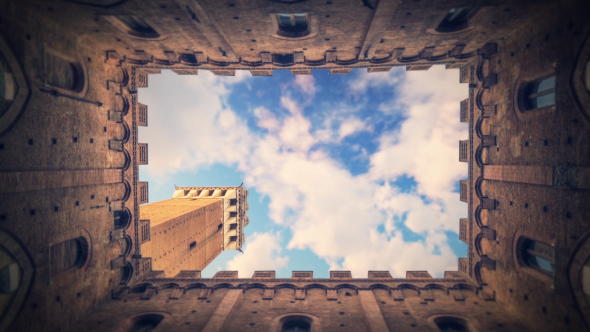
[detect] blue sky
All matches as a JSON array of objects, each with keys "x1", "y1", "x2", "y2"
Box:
[{"x1": 138, "y1": 65, "x2": 468, "y2": 278}]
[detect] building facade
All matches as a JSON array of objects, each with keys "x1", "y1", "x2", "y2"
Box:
[{"x1": 0, "y1": 0, "x2": 588, "y2": 331}]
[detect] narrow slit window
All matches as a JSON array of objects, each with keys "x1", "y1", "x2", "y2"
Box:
[{"x1": 189, "y1": 241, "x2": 197, "y2": 250}]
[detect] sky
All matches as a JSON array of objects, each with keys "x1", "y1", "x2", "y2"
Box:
[{"x1": 138, "y1": 65, "x2": 468, "y2": 279}]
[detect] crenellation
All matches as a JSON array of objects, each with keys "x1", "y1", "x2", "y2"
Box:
[{"x1": 0, "y1": 0, "x2": 588, "y2": 331}]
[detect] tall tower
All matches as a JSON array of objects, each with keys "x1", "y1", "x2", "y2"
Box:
[{"x1": 140, "y1": 186, "x2": 249, "y2": 277}]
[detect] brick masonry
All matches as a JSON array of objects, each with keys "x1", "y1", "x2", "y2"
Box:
[{"x1": 0, "y1": 0, "x2": 588, "y2": 331}]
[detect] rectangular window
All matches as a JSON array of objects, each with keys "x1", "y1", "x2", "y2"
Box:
[{"x1": 190, "y1": 241, "x2": 197, "y2": 250}]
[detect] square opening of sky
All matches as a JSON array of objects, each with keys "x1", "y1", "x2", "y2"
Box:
[{"x1": 138, "y1": 65, "x2": 468, "y2": 279}]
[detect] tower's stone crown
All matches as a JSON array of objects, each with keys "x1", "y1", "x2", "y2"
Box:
[{"x1": 173, "y1": 186, "x2": 250, "y2": 250}]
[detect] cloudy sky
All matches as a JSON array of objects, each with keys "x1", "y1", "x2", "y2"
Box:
[{"x1": 138, "y1": 65, "x2": 468, "y2": 279}]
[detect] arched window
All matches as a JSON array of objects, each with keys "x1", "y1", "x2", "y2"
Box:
[
  {"x1": 521, "y1": 75, "x2": 556, "y2": 110},
  {"x1": 276, "y1": 13, "x2": 310, "y2": 38},
  {"x1": 107, "y1": 16, "x2": 160, "y2": 39},
  {"x1": 435, "y1": 8, "x2": 475, "y2": 33},
  {"x1": 44, "y1": 53, "x2": 84, "y2": 92},
  {"x1": 519, "y1": 238, "x2": 555, "y2": 276},
  {"x1": 281, "y1": 315, "x2": 311, "y2": 332},
  {"x1": 128, "y1": 314, "x2": 164, "y2": 332},
  {"x1": 50, "y1": 237, "x2": 89, "y2": 276},
  {"x1": 435, "y1": 317, "x2": 469, "y2": 332}
]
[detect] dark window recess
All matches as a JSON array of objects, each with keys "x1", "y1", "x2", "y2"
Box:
[
  {"x1": 229, "y1": 223, "x2": 238, "y2": 230},
  {"x1": 277, "y1": 13, "x2": 310, "y2": 38},
  {"x1": 522, "y1": 75, "x2": 556, "y2": 110},
  {"x1": 230, "y1": 198, "x2": 238, "y2": 206},
  {"x1": 114, "y1": 210, "x2": 131, "y2": 229},
  {"x1": 129, "y1": 314, "x2": 165, "y2": 332},
  {"x1": 435, "y1": 317, "x2": 469, "y2": 332},
  {"x1": 230, "y1": 212, "x2": 238, "y2": 218},
  {"x1": 217, "y1": 223, "x2": 223, "y2": 231},
  {"x1": 45, "y1": 53, "x2": 84, "y2": 92},
  {"x1": 179, "y1": 53, "x2": 198, "y2": 64},
  {"x1": 184, "y1": 190, "x2": 190, "y2": 196},
  {"x1": 114, "y1": 16, "x2": 160, "y2": 39},
  {"x1": 519, "y1": 238, "x2": 555, "y2": 276},
  {"x1": 435, "y1": 8, "x2": 475, "y2": 33},
  {"x1": 189, "y1": 241, "x2": 197, "y2": 249},
  {"x1": 229, "y1": 236, "x2": 238, "y2": 242},
  {"x1": 273, "y1": 53, "x2": 295, "y2": 66},
  {"x1": 50, "y1": 237, "x2": 88, "y2": 276},
  {"x1": 281, "y1": 316, "x2": 311, "y2": 332},
  {"x1": 220, "y1": 190, "x2": 227, "y2": 196}
]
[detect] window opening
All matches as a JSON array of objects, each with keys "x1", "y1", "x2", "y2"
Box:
[
  {"x1": 523, "y1": 75, "x2": 556, "y2": 110},
  {"x1": 435, "y1": 317, "x2": 469, "y2": 332},
  {"x1": 230, "y1": 212, "x2": 238, "y2": 218},
  {"x1": 229, "y1": 236, "x2": 237, "y2": 242},
  {"x1": 179, "y1": 53, "x2": 198, "y2": 65},
  {"x1": 435, "y1": 8, "x2": 475, "y2": 33},
  {"x1": 45, "y1": 53, "x2": 83, "y2": 92},
  {"x1": 50, "y1": 237, "x2": 88, "y2": 276},
  {"x1": 128, "y1": 314, "x2": 164, "y2": 332},
  {"x1": 189, "y1": 241, "x2": 197, "y2": 249},
  {"x1": 281, "y1": 316, "x2": 311, "y2": 332},
  {"x1": 276, "y1": 13, "x2": 310, "y2": 38},
  {"x1": 230, "y1": 198, "x2": 238, "y2": 206},
  {"x1": 112, "y1": 16, "x2": 160, "y2": 39},
  {"x1": 229, "y1": 223, "x2": 238, "y2": 230},
  {"x1": 520, "y1": 238, "x2": 554, "y2": 276}
]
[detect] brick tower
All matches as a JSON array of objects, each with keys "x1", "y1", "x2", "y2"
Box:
[{"x1": 140, "y1": 186, "x2": 249, "y2": 277}]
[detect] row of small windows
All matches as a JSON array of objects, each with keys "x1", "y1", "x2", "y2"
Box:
[{"x1": 107, "y1": 7, "x2": 472, "y2": 41}]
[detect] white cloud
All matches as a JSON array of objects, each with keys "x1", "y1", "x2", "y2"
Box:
[
  {"x1": 294, "y1": 74, "x2": 316, "y2": 98},
  {"x1": 139, "y1": 65, "x2": 468, "y2": 278},
  {"x1": 226, "y1": 232, "x2": 289, "y2": 277}
]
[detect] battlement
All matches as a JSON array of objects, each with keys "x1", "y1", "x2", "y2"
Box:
[{"x1": 172, "y1": 186, "x2": 250, "y2": 249}]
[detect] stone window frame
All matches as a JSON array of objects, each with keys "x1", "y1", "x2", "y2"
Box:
[
  {"x1": 0, "y1": 227, "x2": 35, "y2": 332},
  {"x1": 570, "y1": 31, "x2": 590, "y2": 122},
  {"x1": 103, "y1": 15, "x2": 167, "y2": 41},
  {"x1": 42, "y1": 48, "x2": 88, "y2": 96},
  {"x1": 511, "y1": 228, "x2": 554, "y2": 285},
  {"x1": 270, "y1": 313, "x2": 321, "y2": 332},
  {"x1": 269, "y1": 12, "x2": 319, "y2": 41},
  {"x1": 567, "y1": 232, "x2": 590, "y2": 329},
  {"x1": 0, "y1": 35, "x2": 30, "y2": 138}
]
